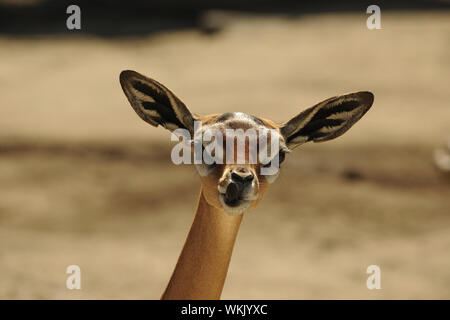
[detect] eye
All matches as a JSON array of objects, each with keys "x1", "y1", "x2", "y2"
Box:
[
  {"x1": 202, "y1": 146, "x2": 217, "y2": 167},
  {"x1": 263, "y1": 150, "x2": 286, "y2": 168},
  {"x1": 279, "y1": 150, "x2": 286, "y2": 164},
  {"x1": 208, "y1": 159, "x2": 217, "y2": 167}
]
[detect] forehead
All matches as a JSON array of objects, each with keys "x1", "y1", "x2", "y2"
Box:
[
  {"x1": 204, "y1": 112, "x2": 274, "y2": 130},
  {"x1": 198, "y1": 112, "x2": 287, "y2": 150},
  {"x1": 216, "y1": 112, "x2": 263, "y2": 126}
]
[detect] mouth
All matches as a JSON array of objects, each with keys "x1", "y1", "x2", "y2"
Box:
[
  {"x1": 217, "y1": 179, "x2": 259, "y2": 215},
  {"x1": 220, "y1": 192, "x2": 249, "y2": 207},
  {"x1": 218, "y1": 182, "x2": 257, "y2": 215},
  {"x1": 219, "y1": 193, "x2": 251, "y2": 215}
]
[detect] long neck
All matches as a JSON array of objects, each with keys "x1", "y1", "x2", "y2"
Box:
[{"x1": 161, "y1": 188, "x2": 243, "y2": 300}]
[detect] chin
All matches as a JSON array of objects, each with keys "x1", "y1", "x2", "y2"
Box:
[{"x1": 219, "y1": 194, "x2": 251, "y2": 216}]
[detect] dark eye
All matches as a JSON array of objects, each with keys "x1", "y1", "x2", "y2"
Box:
[
  {"x1": 279, "y1": 150, "x2": 286, "y2": 164},
  {"x1": 263, "y1": 150, "x2": 286, "y2": 168},
  {"x1": 208, "y1": 159, "x2": 217, "y2": 167}
]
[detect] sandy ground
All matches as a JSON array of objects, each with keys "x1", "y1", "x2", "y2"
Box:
[{"x1": 0, "y1": 11, "x2": 449, "y2": 299}]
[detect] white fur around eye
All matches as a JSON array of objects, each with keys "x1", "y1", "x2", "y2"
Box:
[
  {"x1": 263, "y1": 170, "x2": 280, "y2": 184},
  {"x1": 195, "y1": 164, "x2": 215, "y2": 177}
]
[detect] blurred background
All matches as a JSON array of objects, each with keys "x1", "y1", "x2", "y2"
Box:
[{"x1": 0, "y1": 0, "x2": 449, "y2": 299}]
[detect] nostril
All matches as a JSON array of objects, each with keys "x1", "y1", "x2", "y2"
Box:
[
  {"x1": 244, "y1": 173, "x2": 254, "y2": 182},
  {"x1": 231, "y1": 171, "x2": 254, "y2": 184},
  {"x1": 231, "y1": 172, "x2": 241, "y2": 182}
]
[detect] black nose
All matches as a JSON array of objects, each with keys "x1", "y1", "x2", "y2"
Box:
[
  {"x1": 231, "y1": 169, "x2": 254, "y2": 186},
  {"x1": 225, "y1": 182, "x2": 240, "y2": 204}
]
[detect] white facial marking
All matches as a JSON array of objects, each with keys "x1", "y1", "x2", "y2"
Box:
[
  {"x1": 263, "y1": 170, "x2": 280, "y2": 184},
  {"x1": 195, "y1": 163, "x2": 215, "y2": 177},
  {"x1": 219, "y1": 195, "x2": 251, "y2": 216}
]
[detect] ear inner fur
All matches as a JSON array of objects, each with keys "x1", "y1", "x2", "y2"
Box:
[
  {"x1": 120, "y1": 70, "x2": 195, "y2": 133},
  {"x1": 281, "y1": 91, "x2": 374, "y2": 148}
]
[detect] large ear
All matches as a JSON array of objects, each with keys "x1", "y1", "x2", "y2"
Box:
[
  {"x1": 120, "y1": 70, "x2": 196, "y2": 134},
  {"x1": 280, "y1": 91, "x2": 374, "y2": 149}
]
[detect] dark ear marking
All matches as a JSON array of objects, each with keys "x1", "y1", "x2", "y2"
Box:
[
  {"x1": 120, "y1": 70, "x2": 195, "y2": 133},
  {"x1": 132, "y1": 80, "x2": 185, "y2": 129},
  {"x1": 309, "y1": 99, "x2": 360, "y2": 122},
  {"x1": 291, "y1": 118, "x2": 346, "y2": 142},
  {"x1": 281, "y1": 91, "x2": 374, "y2": 149}
]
